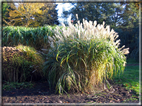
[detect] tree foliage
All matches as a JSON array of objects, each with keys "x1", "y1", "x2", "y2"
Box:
[
  {"x1": 2, "y1": 2, "x2": 10, "y2": 26},
  {"x1": 2, "y1": 2, "x2": 9, "y2": 18},
  {"x1": 36, "y1": 3, "x2": 59, "y2": 26},
  {"x1": 62, "y1": 3, "x2": 123, "y2": 29},
  {"x1": 115, "y1": 2, "x2": 140, "y2": 61},
  {"x1": 3, "y1": 3, "x2": 59, "y2": 27},
  {"x1": 117, "y1": 3, "x2": 139, "y2": 29}
]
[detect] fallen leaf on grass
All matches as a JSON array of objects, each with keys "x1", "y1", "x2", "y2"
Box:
[{"x1": 125, "y1": 84, "x2": 128, "y2": 86}]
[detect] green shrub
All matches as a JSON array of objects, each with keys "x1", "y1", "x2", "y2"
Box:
[
  {"x1": 2, "y1": 45, "x2": 44, "y2": 82},
  {"x1": 44, "y1": 15, "x2": 129, "y2": 94}
]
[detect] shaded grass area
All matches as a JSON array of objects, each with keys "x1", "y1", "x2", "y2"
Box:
[
  {"x1": 112, "y1": 58, "x2": 140, "y2": 102},
  {"x1": 2, "y1": 81, "x2": 34, "y2": 91}
]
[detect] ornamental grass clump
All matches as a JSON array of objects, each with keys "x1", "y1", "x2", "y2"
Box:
[
  {"x1": 44, "y1": 15, "x2": 129, "y2": 94},
  {"x1": 2, "y1": 26, "x2": 55, "y2": 50}
]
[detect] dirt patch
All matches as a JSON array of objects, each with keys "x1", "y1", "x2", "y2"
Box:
[{"x1": 2, "y1": 81, "x2": 139, "y2": 104}]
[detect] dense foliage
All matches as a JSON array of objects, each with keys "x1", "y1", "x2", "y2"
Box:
[
  {"x1": 2, "y1": 2, "x2": 59, "y2": 27},
  {"x1": 2, "y1": 45, "x2": 44, "y2": 82},
  {"x1": 115, "y1": 3, "x2": 140, "y2": 61},
  {"x1": 62, "y1": 3, "x2": 123, "y2": 29}
]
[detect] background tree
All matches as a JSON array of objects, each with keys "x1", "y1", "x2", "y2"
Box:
[
  {"x1": 2, "y1": 2, "x2": 9, "y2": 19},
  {"x1": 62, "y1": 3, "x2": 123, "y2": 29},
  {"x1": 117, "y1": 3, "x2": 139, "y2": 29},
  {"x1": 36, "y1": 3, "x2": 59, "y2": 26},
  {"x1": 2, "y1": 2, "x2": 11, "y2": 26},
  {"x1": 115, "y1": 2, "x2": 140, "y2": 61},
  {"x1": 3, "y1": 3, "x2": 59, "y2": 27}
]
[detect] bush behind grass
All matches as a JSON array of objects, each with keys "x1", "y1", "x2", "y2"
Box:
[{"x1": 2, "y1": 45, "x2": 44, "y2": 82}]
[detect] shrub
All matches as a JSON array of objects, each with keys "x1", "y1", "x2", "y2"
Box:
[
  {"x1": 2, "y1": 45, "x2": 44, "y2": 82},
  {"x1": 44, "y1": 15, "x2": 129, "y2": 94}
]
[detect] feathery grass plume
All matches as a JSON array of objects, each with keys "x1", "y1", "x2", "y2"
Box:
[
  {"x1": 44, "y1": 14, "x2": 129, "y2": 94},
  {"x1": 49, "y1": 16, "x2": 129, "y2": 56}
]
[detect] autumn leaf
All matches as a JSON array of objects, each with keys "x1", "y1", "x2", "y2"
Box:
[{"x1": 125, "y1": 84, "x2": 128, "y2": 86}]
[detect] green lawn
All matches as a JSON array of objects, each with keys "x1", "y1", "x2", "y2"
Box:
[{"x1": 113, "y1": 58, "x2": 140, "y2": 96}]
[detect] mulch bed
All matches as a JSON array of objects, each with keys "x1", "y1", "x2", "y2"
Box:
[{"x1": 2, "y1": 81, "x2": 139, "y2": 104}]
